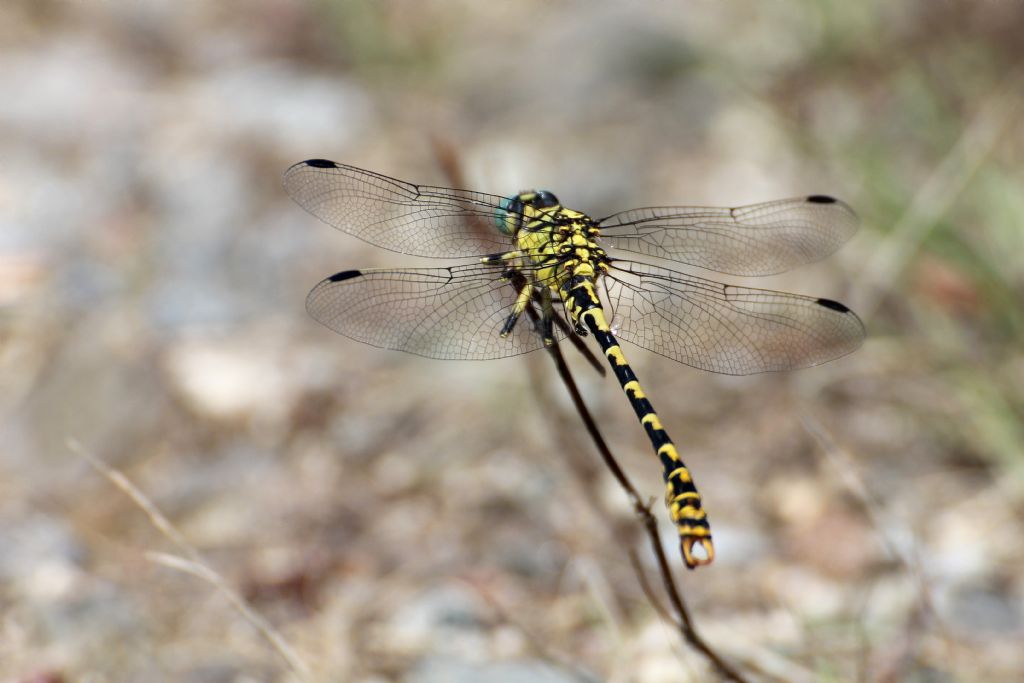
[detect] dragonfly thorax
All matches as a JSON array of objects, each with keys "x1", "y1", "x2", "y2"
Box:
[{"x1": 492, "y1": 190, "x2": 611, "y2": 330}]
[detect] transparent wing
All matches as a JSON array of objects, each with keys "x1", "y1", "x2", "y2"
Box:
[
  {"x1": 602, "y1": 260, "x2": 864, "y2": 375},
  {"x1": 598, "y1": 195, "x2": 858, "y2": 276},
  {"x1": 306, "y1": 264, "x2": 565, "y2": 360},
  {"x1": 284, "y1": 159, "x2": 515, "y2": 258}
]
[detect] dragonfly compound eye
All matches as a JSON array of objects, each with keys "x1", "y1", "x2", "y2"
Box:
[
  {"x1": 495, "y1": 196, "x2": 525, "y2": 235},
  {"x1": 532, "y1": 190, "x2": 559, "y2": 208}
]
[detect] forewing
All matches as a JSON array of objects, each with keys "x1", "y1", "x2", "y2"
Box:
[
  {"x1": 599, "y1": 196, "x2": 858, "y2": 276},
  {"x1": 284, "y1": 160, "x2": 513, "y2": 258},
  {"x1": 603, "y1": 261, "x2": 864, "y2": 375},
  {"x1": 306, "y1": 264, "x2": 563, "y2": 360}
]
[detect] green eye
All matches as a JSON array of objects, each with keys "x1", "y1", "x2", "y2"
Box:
[{"x1": 495, "y1": 196, "x2": 523, "y2": 235}]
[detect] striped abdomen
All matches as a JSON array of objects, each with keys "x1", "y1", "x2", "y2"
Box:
[{"x1": 568, "y1": 282, "x2": 714, "y2": 568}]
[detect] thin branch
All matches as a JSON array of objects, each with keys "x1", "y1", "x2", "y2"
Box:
[
  {"x1": 628, "y1": 548, "x2": 674, "y2": 623},
  {"x1": 432, "y1": 141, "x2": 747, "y2": 682},
  {"x1": 541, "y1": 336, "x2": 750, "y2": 683},
  {"x1": 551, "y1": 312, "x2": 607, "y2": 376}
]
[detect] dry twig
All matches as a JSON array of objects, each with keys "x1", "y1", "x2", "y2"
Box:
[{"x1": 433, "y1": 142, "x2": 750, "y2": 682}]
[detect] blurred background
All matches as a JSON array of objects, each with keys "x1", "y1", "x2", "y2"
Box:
[{"x1": 2, "y1": 1, "x2": 1022, "y2": 681}]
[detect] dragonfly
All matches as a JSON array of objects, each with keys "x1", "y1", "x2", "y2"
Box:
[{"x1": 285, "y1": 159, "x2": 865, "y2": 568}]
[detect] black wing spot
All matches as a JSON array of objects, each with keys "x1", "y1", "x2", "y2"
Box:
[
  {"x1": 328, "y1": 270, "x2": 363, "y2": 282},
  {"x1": 305, "y1": 159, "x2": 339, "y2": 169},
  {"x1": 816, "y1": 297, "x2": 850, "y2": 312},
  {"x1": 806, "y1": 195, "x2": 838, "y2": 204}
]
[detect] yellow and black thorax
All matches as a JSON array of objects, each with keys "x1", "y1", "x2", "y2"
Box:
[{"x1": 495, "y1": 190, "x2": 610, "y2": 331}]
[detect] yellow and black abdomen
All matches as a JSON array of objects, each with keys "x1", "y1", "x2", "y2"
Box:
[{"x1": 568, "y1": 280, "x2": 714, "y2": 567}]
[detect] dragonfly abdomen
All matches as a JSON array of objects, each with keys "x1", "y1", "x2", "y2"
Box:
[{"x1": 577, "y1": 295, "x2": 714, "y2": 568}]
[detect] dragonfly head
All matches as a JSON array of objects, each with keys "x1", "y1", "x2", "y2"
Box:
[{"x1": 495, "y1": 190, "x2": 561, "y2": 235}]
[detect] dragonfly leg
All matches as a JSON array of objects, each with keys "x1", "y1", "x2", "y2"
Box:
[
  {"x1": 537, "y1": 287, "x2": 556, "y2": 345},
  {"x1": 500, "y1": 281, "x2": 534, "y2": 338},
  {"x1": 480, "y1": 250, "x2": 523, "y2": 266}
]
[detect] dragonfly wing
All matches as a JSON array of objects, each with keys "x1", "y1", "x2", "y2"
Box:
[
  {"x1": 306, "y1": 264, "x2": 564, "y2": 360},
  {"x1": 599, "y1": 195, "x2": 858, "y2": 276},
  {"x1": 603, "y1": 261, "x2": 864, "y2": 375},
  {"x1": 285, "y1": 160, "x2": 513, "y2": 258}
]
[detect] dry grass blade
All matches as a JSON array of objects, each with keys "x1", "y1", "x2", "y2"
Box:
[{"x1": 67, "y1": 438, "x2": 311, "y2": 682}]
